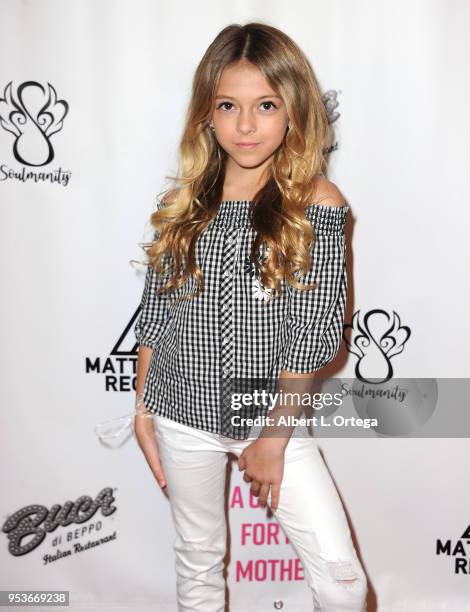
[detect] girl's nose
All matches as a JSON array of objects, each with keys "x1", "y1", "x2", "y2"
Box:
[{"x1": 237, "y1": 111, "x2": 256, "y2": 135}]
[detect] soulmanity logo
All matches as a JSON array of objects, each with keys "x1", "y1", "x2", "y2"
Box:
[
  {"x1": 322, "y1": 88, "x2": 341, "y2": 156},
  {"x1": 323, "y1": 89, "x2": 341, "y2": 124},
  {"x1": 341, "y1": 309, "x2": 438, "y2": 436},
  {"x1": 0, "y1": 80, "x2": 72, "y2": 185},
  {"x1": 344, "y1": 309, "x2": 411, "y2": 384}
]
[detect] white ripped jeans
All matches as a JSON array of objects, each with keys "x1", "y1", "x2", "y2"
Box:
[{"x1": 154, "y1": 414, "x2": 368, "y2": 612}]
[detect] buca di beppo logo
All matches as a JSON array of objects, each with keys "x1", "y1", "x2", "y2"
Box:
[
  {"x1": 2, "y1": 487, "x2": 116, "y2": 557},
  {"x1": 0, "y1": 80, "x2": 71, "y2": 185}
]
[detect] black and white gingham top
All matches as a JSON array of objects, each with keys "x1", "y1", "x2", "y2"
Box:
[{"x1": 134, "y1": 199, "x2": 349, "y2": 439}]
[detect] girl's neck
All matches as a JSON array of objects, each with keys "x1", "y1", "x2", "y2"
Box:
[
  {"x1": 221, "y1": 189, "x2": 256, "y2": 202},
  {"x1": 223, "y1": 155, "x2": 271, "y2": 201},
  {"x1": 221, "y1": 178, "x2": 267, "y2": 202}
]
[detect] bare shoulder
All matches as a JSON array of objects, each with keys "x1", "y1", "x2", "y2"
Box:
[{"x1": 310, "y1": 176, "x2": 346, "y2": 207}]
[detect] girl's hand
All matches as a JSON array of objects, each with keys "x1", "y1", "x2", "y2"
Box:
[
  {"x1": 237, "y1": 438, "x2": 286, "y2": 511},
  {"x1": 134, "y1": 414, "x2": 169, "y2": 499}
]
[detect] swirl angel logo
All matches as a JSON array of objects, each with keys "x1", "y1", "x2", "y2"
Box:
[
  {"x1": 0, "y1": 80, "x2": 69, "y2": 166},
  {"x1": 322, "y1": 89, "x2": 340, "y2": 124},
  {"x1": 344, "y1": 309, "x2": 411, "y2": 383}
]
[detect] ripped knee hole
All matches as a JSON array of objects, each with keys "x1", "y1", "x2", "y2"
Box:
[{"x1": 320, "y1": 555, "x2": 360, "y2": 588}]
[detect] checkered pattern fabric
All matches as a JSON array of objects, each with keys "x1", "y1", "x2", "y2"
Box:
[{"x1": 134, "y1": 199, "x2": 349, "y2": 439}]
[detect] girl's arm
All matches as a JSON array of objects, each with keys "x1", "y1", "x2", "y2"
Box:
[
  {"x1": 132, "y1": 208, "x2": 172, "y2": 491},
  {"x1": 133, "y1": 345, "x2": 168, "y2": 492},
  {"x1": 136, "y1": 345, "x2": 153, "y2": 396}
]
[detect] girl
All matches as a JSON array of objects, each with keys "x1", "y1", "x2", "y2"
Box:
[{"x1": 133, "y1": 21, "x2": 367, "y2": 612}]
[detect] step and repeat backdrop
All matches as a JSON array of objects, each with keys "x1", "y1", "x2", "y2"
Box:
[{"x1": 1, "y1": 1, "x2": 469, "y2": 610}]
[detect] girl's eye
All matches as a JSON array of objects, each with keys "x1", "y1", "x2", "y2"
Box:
[
  {"x1": 217, "y1": 102, "x2": 234, "y2": 111},
  {"x1": 260, "y1": 101, "x2": 277, "y2": 111},
  {"x1": 216, "y1": 100, "x2": 278, "y2": 112}
]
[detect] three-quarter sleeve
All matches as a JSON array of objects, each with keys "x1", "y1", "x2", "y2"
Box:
[
  {"x1": 280, "y1": 204, "x2": 349, "y2": 374},
  {"x1": 134, "y1": 252, "x2": 171, "y2": 349},
  {"x1": 134, "y1": 201, "x2": 172, "y2": 349}
]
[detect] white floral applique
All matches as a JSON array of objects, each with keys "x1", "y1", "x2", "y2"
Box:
[
  {"x1": 252, "y1": 276, "x2": 274, "y2": 301},
  {"x1": 243, "y1": 245, "x2": 274, "y2": 302}
]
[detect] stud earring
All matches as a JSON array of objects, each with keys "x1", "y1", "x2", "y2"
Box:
[{"x1": 209, "y1": 122, "x2": 215, "y2": 131}]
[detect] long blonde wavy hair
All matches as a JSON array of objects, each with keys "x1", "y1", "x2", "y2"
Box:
[{"x1": 145, "y1": 21, "x2": 332, "y2": 300}]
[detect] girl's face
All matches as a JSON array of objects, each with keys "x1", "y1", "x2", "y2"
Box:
[{"x1": 210, "y1": 59, "x2": 289, "y2": 172}]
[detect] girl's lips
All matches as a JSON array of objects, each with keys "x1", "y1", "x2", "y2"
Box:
[{"x1": 235, "y1": 143, "x2": 259, "y2": 150}]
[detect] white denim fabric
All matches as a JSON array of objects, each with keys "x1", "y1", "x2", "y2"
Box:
[{"x1": 154, "y1": 413, "x2": 368, "y2": 612}]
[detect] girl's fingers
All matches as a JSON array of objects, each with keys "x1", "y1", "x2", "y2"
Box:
[
  {"x1": 153, "y1": 459, "x2": 167, "y2": 492},
  {"x1": 250, "y1": 480, "x2": 261, "y2": 496},
  {"x1": 269, "y1": 483, "x2": 281, "y2": 512},
  {"x1": 258, "y1": 483, "x2": 271, "y2": 507},
  {"x1": 155, "y1": 471, "x2": 167, "y2": 489}
]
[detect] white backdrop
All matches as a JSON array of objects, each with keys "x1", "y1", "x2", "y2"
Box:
[{"x1": 1, "y1": 0, "x2": 470, "y2": 610}]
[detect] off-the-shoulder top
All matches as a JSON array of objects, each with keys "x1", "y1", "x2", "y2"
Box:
[{"x1": 134, "y1": 199, "x2": 349, "y2": 439}]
